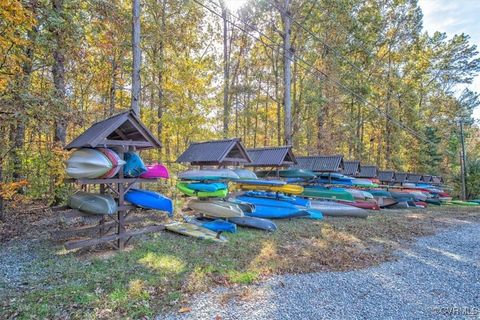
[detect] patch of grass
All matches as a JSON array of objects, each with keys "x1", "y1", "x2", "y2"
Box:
[{"x1": 1, "y1": 207, "x2": 479, "y2": 318}]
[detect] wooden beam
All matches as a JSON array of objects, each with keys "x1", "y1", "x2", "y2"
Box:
[
  {"x1": 64, "y1": 225, "x2": 165, "y2": 250},
  {"x1": 103, "y1": 139, "x2": 152, "y2": 147}
]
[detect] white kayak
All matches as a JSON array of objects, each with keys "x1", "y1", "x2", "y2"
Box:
[
  {"x1": 310, "y1": 200, "x2": 369, "y2": 218},
  {"x1": 179, "y1": 169, "x2": 240, "y2": 181},
  {"x1": 66, "y1": 148, "x2": 112, "y2": 179},
  {"x1": 187, "y1": 199, "x2": 244, "y2": 218}
]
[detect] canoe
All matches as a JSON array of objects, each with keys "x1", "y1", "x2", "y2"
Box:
[
  {"x1": 242, "y1": 191, "x2": 311, "y2": 207},
  {"x1": 68, "y1": 191, "x2": 117, "y2": 215},
  {"x1": 337, "y1": 200, "x2": 380, "y2": 210},
  {"x1": 177, "y1": 183, "x2": 228, "y2": 198},
  {"x1": 227, "y1": 216, "x2": 277, "y2": 231},
  {"x1": 178, "y1": 169, "x2": 240, "y2": 181},
  {"x1": 188, "y1": 199, "x2": 244, "y2": 218},
  {"x1": 310, "y1": 200, "x2": 368, "y2": 218},
  {"x1": 123, "y1": 152, "x2": 147, "y2": 177},
  {"x1": 302, "y1": 186, "x2": 355, "y2": 201},
  {"x1": 184, "y1": 216, "x2": 237, "y2": 233},
  {"x1": 98, "y1": 148, "x2": 126, "y2": 178},
  {"x1": 256, "y1": 169, "x2": 317, "y2": 179},
  {"x1": 186, "y1": 182, "x2": 227, "y2": 192},
  {"x1": 233, "y1": 179, "x2": 286, "y2": 186},
  {"x1": 237, "y1": 183, "x2": 304, "y2": 195},
  {"x1": 140, "y1": 163, "x2": 169, "y2": 179},
  {"x1": 125, "y1": 188, "x2": 173, "y2": 216},
  {"x1": 233, "y1": 169, "x2": 258, "y2": 180},
  {"x1": 66, "y1": 148, "x2": 112, "y2": 179},
  {"x1": 236, "y1": 195, "x2": 322, "y2": 219},
  {"x1": 375, "y1": 197, "x2": 398, "y2": 208},
  {"x1": 165, "y1": 222, "x2": 226, "y2": 242}
]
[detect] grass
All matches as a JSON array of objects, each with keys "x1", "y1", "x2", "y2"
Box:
[{"x1": 1, "y1": 206, "x2": 479, "y2": 319}]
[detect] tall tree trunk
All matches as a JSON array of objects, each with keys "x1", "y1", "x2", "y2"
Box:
[
  {"x1": 0, "y1": 161, "x2": 3, "y2": 221},
  {"x1": 109, "y1": 57, "x2": 117, "y2": 115},
  {"x1": 131, "y1": 0, "x2": 141, "y2": 115},
  {"x1": 157, "y1": 0, "x2": 167, "y2": 148},
  {"x1": 221, "y1": 3, "x2": 230, "y2": 137},
  {"x1": 52, "y1": 0, "x2": 67, "y2": 145},
  {"x1": 281, "y1": 0, "x2": 292, "y2": 146}
]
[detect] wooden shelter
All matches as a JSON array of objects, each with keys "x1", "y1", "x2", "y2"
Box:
[
  {"x1": 394, "y1": 172, "x2": 408, "y2": 184},
  {"x1": 245, "y1": 146, "x2": 296, "y2": 167},
  {"x1": 176, "y1": 138, "x2": 251, "y2": 166},
  {"x1": 293, "y1": 155, "x2": 344, "y2": 172},
  {"x1": 358, "y1": 165, "x2": 378, "y2": 178},
  {"x1": 61, "y1": 110, "x2": 165, "y2": 250},
  {"x1": 378, "y1": 170, "x2": 395, "y2": 184},
  {"x1": 342, "y1": 160, "x2": 361, "y2": 176},
  {"x1": 407, "y1": 173, "x2": 422, "y2": 183}
]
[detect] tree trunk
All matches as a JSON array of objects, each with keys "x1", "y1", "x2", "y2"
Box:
[
  {"x1": 222, "y1": 3, "x2": 230, "y2": 137},
  {"x1": 131, "y1": 0, "x2": 141, "y2": 115},
  {"x1": 281, "y1": 0, "x2": 292, "y2": 146},
  {"x1": 109, "y1": 57, "x2": 117, "y2": 115},
  {"x1": 157, "y1": 0, "x2": 167, "y2": 147},
  {"x1": 52, "y1": 0, "x2": 67, "y2": 145},
  {"x1": 0, "y1": 161, "x2": 3, "y2": 221}
]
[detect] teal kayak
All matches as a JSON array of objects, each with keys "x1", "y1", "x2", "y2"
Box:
[
  {"x1": 301, "y1": 186, "x2": 355, "y2": 201},
  {"x1": 256, "y1": 169, "x2": 317, "y2": 179}
]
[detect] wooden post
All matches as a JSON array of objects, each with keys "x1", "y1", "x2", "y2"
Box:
[
  {"x1": 117, "y1": 150, "x2": 126, "y2": 249},
  {"x1": 99, "y1": 183, "x2": 106, "y2": 236}
]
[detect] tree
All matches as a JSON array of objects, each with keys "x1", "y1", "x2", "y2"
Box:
[{"x1": 131, "y1": 0, "x2": 141, "y2": 115}]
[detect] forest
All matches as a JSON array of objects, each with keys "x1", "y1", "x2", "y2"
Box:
[{"x1": 1, "y1": 0, "x2": 480, "y2": 210}]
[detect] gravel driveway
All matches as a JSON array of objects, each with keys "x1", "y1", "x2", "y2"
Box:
[{"x1": 161, "y1": 222, "x2": 480, "y2": 320}]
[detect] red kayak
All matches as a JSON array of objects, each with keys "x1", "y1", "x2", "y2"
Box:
[
  {"x1": 338, "y1": 200, "x2": 380, "y2": 210},
  {"x1": 414, "y1": 201, "x2": 428, "y2": 208}
]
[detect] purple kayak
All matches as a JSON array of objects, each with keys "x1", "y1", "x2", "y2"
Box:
[{"x1": 140, "y1": 163, "x2": 169, "y2": 179}]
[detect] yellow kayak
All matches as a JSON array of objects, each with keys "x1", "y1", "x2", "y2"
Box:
[
  {"x1": 236, "y1": 183, "x2": 304, "y2": 195},
  {"x1": 165, "y1": 222, "x2": 227, "y2": 242}
]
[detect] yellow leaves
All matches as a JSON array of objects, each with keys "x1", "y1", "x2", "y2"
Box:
[{"x1": 0, "y1": 180, "x2": 28, "y2": 200}]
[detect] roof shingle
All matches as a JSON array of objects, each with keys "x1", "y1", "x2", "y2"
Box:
[
  {"x1": 176, "y1": 138, "x2": 251, "y2": 165},
  {"x1": 292, "y1": 155, "x2": 344, "y2": 172},
  {"x1": 245, "y1": 146, "x2": 297, "y2": 167}
]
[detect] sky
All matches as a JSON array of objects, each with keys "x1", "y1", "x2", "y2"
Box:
[{"x1": 418, "y1": 0, "x2": 480, "y2": 117}]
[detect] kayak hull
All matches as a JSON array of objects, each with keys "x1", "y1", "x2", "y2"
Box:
[
  {"x1": 302, "y1": 186, "x2": 355, "y2": 201},
  {"x1": 165, "y1": 222, "x2": 226, "y2": 242},
  {"x1": 177, "y1": 183, "x2": 228, "y2": 198},
  {"x1": 188, "y1": 199, "x2": 244, "y2": 218},
  {"x1": 227, "y1": 216, "x2": 277, "y2": 231},
  {"x1": 68, "y1": 192, "x2": 118, "y2": 215},
  {"x1": 310, "y1": 200, "x2": 368, "y2": 218},
  {"x1": 140, "y1": 163, "x2": 169, "y2": 179},
  {"x1": 125, "y1": 189, "x2": 173, "y2": 216},
  {"x1": 66, "y1": 148, "x2": 112, "y2": 179},
  {"x1": 184, "y1": 216, "x2": 237, "y2": 233}
]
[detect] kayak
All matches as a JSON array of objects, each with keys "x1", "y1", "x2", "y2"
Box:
[
  {"x1": 447, "y1": 200, "x2": 480, "y2": 206},
  {"x1": 125, "y1": 188, "x2": 173, "y2": 216},
  {"x1": 98, "y1": 148, "x2": 125, "y2": 178},
  {"x1": 236, "y1": 183, "x2": 304, "y2": 195},
  {"x1": 256, "y1": 169, "x2": 317, "y2": 179},
  {"x1": 233, "y1": 179, "x2": 286, "y2": 186},
  {"x1": 351, "y1": 179, "x2": 378, "y2": 187},
  {"x1": 337, "y1": 200, "x2": 380, "y2": 210},
  {"x1": 425, "y1": 198, "x2": 442, "y2": 206},
  {"x1": 236, "y1": 195, "x2": 322, "y2": 219},
  {"x1": 224, "y1": 199, "x2": 256, "y2": 213},
  {"x1": 123, "y1": 152, "x2": 147, "y2": 177},
  {"x1": 177, "y1": 183, "x2": 228, "y2": 198},
  {"x1": 68, "y1": 191, "x2": 118, "y2": 215},
  {"x1": 165, "y1": 222, "x2": 226, "y2": 242},
  {"x1": 242, "y1": 191, "x2": 311, "y2": 207},
  {"x1": 66, "y1": 148, "x2": 113, "y2": 179},
  {"x1": 415, "y1": 201, "x2": 428, "y2": 208},
  {"x1": 389, "y1": 201, "x2": 410, "y2": 209},
  {"x1": 184, "y1": 216, "x2": 237, "y2": 233},
  {"x1": 233, "y1": 169, "x2": 258, "y2": 180},
  {"x1": 375, "y1": 197, "x2": 398, "y2": 208},
  {"x1": 188, "y1": 199, "x2": 244, "y2": 218},
  {"x1": 302, "y1": 186, "x2": 355, "y2": 201},
  {"x1": 179, "y1": 169, "x2": 240, "y2": 181},
  {"x1": 310, "y1": 200, "x2": 368, "y2": 218},
  {"x1": 227, "y1": 216, "x2": 277, "y2": 231},
  {"x1": 140, "y1": 163, "x2": 169, "y2": 179},
  {"x1": 187, "y1": 182, "x2": 227, "y2": 192}
]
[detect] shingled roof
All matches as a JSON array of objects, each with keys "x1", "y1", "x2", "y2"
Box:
[
  {"x1": 245, "y1": 146, "x2": 297, "y2": 167},
  {"x1": 65, "y1": 110, "x2": 162, "y2": 150},
  {"x1": 176, "y1": 138, "x2": 251, "y2": 165},
  {"x1": 432, "y1": 176, "x2": 444, "y2": 185},
  {"x1": 292, "y1": 155, "x2": 344, "y2": 172},
  {"x1": 422, "y1": 175, "x2": 433, "y2": 183},
  {"x1": 378, "y1": 170, "x2": 395, "y2": 182},
  {"x1": 394, "y1": 172, "x2": 408, "y2": 183},
  {"x1": 358, "y1": 165, "x2": 378, "y2": 178},
  {"x1": 342, "y1": 160, "x2": 361, "y2": 176},
  {"x1": 407, "y1": 173, "x2": 422, "y2": 183}
]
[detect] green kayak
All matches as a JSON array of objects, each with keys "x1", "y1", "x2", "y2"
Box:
[
  {"x1": 446, "y1": 200, "x2": 480, "y2": 206},
  {"x1": 301, "y1": 186, "x2": 355, "y2": 201},
  {"x1": 256, "y1": 169, "x2": 317, "y2": 179},
  {"x1": 177, "y1": 183, "x2": 228, "y2": 198}
]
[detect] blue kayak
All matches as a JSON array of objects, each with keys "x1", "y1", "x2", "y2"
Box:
[
  {"x1": 123, "y1": 152, "x2": 147, "y2": 177},
  {"x1": 243, "y1": 191, "x2": 310, "y2": 207},
  {"x1": 234, "y1": 179, "x2": 286, "y2": 186},
  {"x1": 227, "y1": 216, "x2": 277, "y2": 231},
  {"x1": 125, "y1": 188, "x2": 173, "y2": 216},
  {"x1": 237, "y1": 195, "x2": 322, "y2": 219},
  {"x1": 184, "y1": 216, "x2": 237, "y2": 233},
  {"x1": 187, "y1": 182, "x2": 227, "y2": 192}
]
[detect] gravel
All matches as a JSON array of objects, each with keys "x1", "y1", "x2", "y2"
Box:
[{"x1": 161, "y1": 222, "x2": 480, "y2": 320}]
